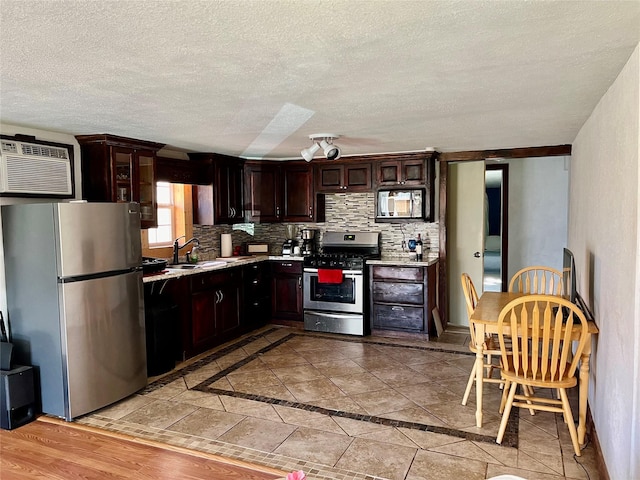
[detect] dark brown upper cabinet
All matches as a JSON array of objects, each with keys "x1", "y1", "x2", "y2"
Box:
[
  {"x1": 76, "y1": 134, "x2": 164, "y2": 229},
  {"x1": 190, "y1": 153, "x2": 244, "y2": 225},
  {"x1": 244, "y1": 161, "x2": 281, "y2": 223},
  {"x1": 376, "y1": 155, "x2": 431, "y2": 187},
  {"x1": 315, "y1": 161, "x2": 372, "y2": 193},
  {"x1": 244, "y1": 161, "x2": 324, "y2": 223},
  {"x1": 156, "y1": 156, "x2": 213, "y2": 185},
  {"x1": 283, "y1": 162, "x2": 316, "y2": 222}
]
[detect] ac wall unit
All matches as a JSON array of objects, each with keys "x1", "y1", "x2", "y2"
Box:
[{"x1": 0, "y1": 139, "x2": 73, "y2": 196}]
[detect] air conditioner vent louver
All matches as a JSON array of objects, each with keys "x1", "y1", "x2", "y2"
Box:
[
  {"x1": 20, "y1": 143, "x2": 69, "y2": 160},
  {"x1": 1, "y1": 140, "x2": 73, "y2": 196}
]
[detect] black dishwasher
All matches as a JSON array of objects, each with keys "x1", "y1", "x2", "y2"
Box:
[{"x1": 144, "y1": 282, "x2": 178, "y2": 376}]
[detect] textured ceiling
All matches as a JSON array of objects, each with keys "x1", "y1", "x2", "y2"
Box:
[{"x1": 1, "y1": 1, "x2": 639, "y2": 159}]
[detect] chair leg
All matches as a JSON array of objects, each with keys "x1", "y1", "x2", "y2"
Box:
[
  {"x1": 559, "y1": 388, "x2": 581, "y2": 456},
  {"x1": 499, "y1": 379, "x2": 511, "y2": 413},
  {"x1": 462, "y1": 366, "x2": 475, "y2": 405},
  {"x1": 522, "y1": 385, "x2": 536, "y2": 416},
  {"x1": 497, "y1": 381, "x2": 518, "y2": 444},
  {"x1": 485, "y1": 353, "x2": 494, "y2": 378}
]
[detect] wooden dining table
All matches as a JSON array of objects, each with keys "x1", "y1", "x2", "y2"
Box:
[{"x1": 469, "y1": 291, "x2": 599, "y2": 445}]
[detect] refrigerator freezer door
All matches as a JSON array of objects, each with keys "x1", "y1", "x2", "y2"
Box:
[
  {"x1": 59, "y1": 270, "x2": 146, "y2": 419},
  {"x1": 56, "y1": 202, "x2": 141, "y2": 278}
]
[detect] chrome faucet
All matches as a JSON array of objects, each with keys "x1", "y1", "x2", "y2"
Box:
[{"x1": 173, "y1": 236, "x2": 200, "y2": 264}]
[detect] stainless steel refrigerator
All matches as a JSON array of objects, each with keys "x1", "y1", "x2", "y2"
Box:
[{"x1": 2, "y1": 202, "x2": 147, "y2": 420}]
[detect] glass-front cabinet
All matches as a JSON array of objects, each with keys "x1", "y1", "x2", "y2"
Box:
[
  {"x1": 137, "y1": 152, "x2": 156, "y2": 224},
  {"x1": 76, "y1": 135, "x2": 164, "y2": 229}
]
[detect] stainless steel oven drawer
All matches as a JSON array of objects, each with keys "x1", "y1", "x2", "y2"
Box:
[{"x1": 304, "y1": 311, "x2": 365, "y2": 336}]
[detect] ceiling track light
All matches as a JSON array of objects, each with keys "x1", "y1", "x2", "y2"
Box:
[{"x1": 301, "y1": 134, "x2": 341, "y2": 162}]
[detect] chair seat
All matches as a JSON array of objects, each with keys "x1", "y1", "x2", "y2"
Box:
[{"x1": 501, "y1": 356, "x2": 578, "y2": 389}]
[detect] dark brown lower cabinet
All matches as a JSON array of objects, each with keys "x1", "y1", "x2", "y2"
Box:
[
  {"x1": 190, "y1": 268, "x2": 242, "y2": 353},
  {"x1": 271, "y1": 260, "x2": 303, "y2": 322},
  {"x1": 369, "y1": 263, "x2": 437, "y2": 338}
]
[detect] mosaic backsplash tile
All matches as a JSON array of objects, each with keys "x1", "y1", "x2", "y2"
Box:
[{"x1": 193, "y1": 193, "x2": 438, "y2": 258}]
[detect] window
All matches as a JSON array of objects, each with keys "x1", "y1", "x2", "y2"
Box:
[
  {"x1": 147, "y1": 182, "x2": 174, "y2": 247},
  {"x1": 142, "y1": 182, "x2": 193, "y2": 258}
]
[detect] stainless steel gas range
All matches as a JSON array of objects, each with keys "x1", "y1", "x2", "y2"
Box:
[{"x1": 303, "y1": 232, "x2": 380, "y2": 335}]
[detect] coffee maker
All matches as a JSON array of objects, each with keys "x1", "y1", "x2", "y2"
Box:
[
  {"x1": 301, "y1": 229, "x2": 316, "y2": 256},
  {"x1": 282, "y1": 225, "x2": 297, "y2": 256},
  {"x1": 282, "y1": 239, "x2": 296, "y2": 256}
]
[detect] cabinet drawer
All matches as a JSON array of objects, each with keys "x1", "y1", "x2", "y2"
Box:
[
  {"x1": 191, "y1": 270, "x2": 238, "y2": 293},
  {"x1": 271, "y1": 261, "x2": 302, "y2": 275},
  {"x1": 372, "y1": 282, "x2": 424, "y2": 305},
  {"x1": 372, "y1": 266, "x2": 423, "y2": 282},
  {"x1": 373, "y1": 304, "x2": 424, "y2": 331}
]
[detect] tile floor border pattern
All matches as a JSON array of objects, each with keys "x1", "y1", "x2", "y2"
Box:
[
  {"x1": 141, "y1": 327, "x2": 285, "y2": 395},
  {"x1": 77, "y1": 413, "x2": 386, "y2": 480},
  {"x1": 180, "y1": 330, "x2": 520, "y2": 447}
]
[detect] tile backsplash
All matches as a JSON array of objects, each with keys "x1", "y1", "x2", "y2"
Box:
[{"x1": 193, "y1": 192, "x2": 438, "y2": 258}]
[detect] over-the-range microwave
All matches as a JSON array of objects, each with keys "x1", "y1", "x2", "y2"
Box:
[{"x1": 376, "y1": 188, "x2": 425, "y2": 221}]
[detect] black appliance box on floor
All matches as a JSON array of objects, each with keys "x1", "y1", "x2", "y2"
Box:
[{"x1": 1, "y1": 365, "x2": 36, "y2": 430}]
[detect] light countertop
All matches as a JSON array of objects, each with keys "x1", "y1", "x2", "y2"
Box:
[
  {"x1": 143, "y1": 253, "x2": 437, "y2": 283},
  {"x1": 367, "y1": 254, "x2": 439, "y2": 267},
  {"x1": 142, "y1": 255, "x2": 302, "y2": 283}
]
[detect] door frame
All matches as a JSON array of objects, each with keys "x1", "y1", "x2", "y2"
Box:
[
  {"x1": 485, "y1": 163, "x2": 509, "y2": 291},
  {"x1": 437, "y1": 144, "x2": 571, "y2": 329}
]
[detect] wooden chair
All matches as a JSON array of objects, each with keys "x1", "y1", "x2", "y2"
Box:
[
  {"x1": 495, "y1": 295, "x2": 589, "y2": 456},
  {"x1": 460, "y1": 273, "x2": 504, "y2": 405},
  {"x1": 509, "y1": 266, "x2": 563, "y2": 295}
]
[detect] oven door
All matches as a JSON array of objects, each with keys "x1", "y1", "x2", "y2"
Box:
[{"x1": 303, "y1": 269, "x2": 363, "y2": 314}]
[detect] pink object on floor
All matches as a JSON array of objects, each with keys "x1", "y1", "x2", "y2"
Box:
[{"x1": 286, "y1": 471, "x2": 306, "y2": 480}]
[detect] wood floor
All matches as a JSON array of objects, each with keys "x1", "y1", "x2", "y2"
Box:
[{"x1": 0, "y1": 417, "x2": 286, "y2": 480}]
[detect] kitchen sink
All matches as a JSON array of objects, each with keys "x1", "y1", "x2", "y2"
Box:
[
  {"x1": 196, "y1": 261, "x2": 227, "y2": 268},
  {"x1": 167, "y1": 264, "x2": 200, "y2": 269}
]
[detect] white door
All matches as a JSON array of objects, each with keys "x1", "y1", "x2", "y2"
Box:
[{"x1": 447, "y1": 161, "x2": 486, "y2": 326}]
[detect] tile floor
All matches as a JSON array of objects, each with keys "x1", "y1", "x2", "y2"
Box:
[{"x1": 77, "y1": 326, "x2": 600, "y2": 480}]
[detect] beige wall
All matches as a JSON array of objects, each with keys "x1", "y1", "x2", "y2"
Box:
[{"x1": 569, "y1": 44, "x2": 639, "y2": 479}]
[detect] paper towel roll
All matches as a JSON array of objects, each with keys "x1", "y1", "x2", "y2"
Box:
[{"x1": 221, "y1": 234, "x2": 233, "y2": 258}]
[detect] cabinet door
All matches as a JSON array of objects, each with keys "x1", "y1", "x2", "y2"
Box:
[
  {"x1": 283, "y1": 164, "x2": 313, "y2": 222},
  {"x1": 401, "y1": 159, "x2": 426, "y2": 185},
  {"x1": 191, "y1": 290, "x2": 217, "y2": 350},
  {"x1": 377, "y1": 161, "x2": 401, "y2": 186},
  {"x1": 244, "y1": 163, "x2": 280, "y2": 223},
  {"x1": 112, "y1": 147, "x2": 135, "y2": 203},
  {"x1": 216, "y1": 282, "x2": 241, "y2": 337},
  {"x1": 227, "y1": 162, "x2": 244, "y2": 221},
  {"x1": 316, "y1": 164, "x2": 344, "y2": 192},
  {"x1": 271, "y1": 273, "x2": 302, "y2": 321},
  {"x1": 344, "y1": 163, "x2": 372, "y2": 191},
  {"x1": 214, "y1": 162, "x2": 233, "y2": 224},
  {"x1": 215, "y1": 161, "x2": 245, "y2": 224},
  {"x1": 137, "y1": 150, "x2": 157, "y2": 228}
]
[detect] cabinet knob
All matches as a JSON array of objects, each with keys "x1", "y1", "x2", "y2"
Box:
[{"x1": 252, "y1": 279, "x2": 259, "y2": 285}]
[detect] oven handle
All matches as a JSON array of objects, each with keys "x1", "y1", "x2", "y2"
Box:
[
  {"x1": 305, "y1": 310, "x2": 362, "y2": 319},
  {"x1": 304, "y1": 268, "x2": 362, "y2": 275}
]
